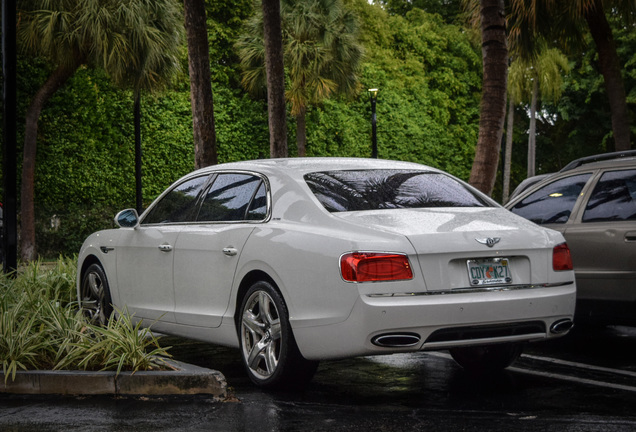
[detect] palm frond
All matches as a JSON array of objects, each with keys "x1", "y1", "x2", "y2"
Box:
[
  {"x1": 17, "y1": 0, "x2": 184, "y2": 92},
  {"x1": 236, "y1": 0, "x2": 363, "y2": 106}
]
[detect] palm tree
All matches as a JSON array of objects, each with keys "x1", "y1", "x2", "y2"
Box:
[
  {"x1": 17, "y1": 0, "x2": 183, "y2": 261},
  {"x1": 508, "y1": 47, "x2": 570, "y2": 177},
  {"x1": 525, "y1": 48, "x2": 570, "y2": 178},
  {"x1": 502, "y1": 95, "x2": 515, "y2": 203},
  {"x1": 109, "y1": 0, "x2": 183, "y2": 213},
  {"x1": 508, "y1": 0, "x2": 634, "y2": 151},
  {"x1": 502, "y1": 47, "x2": 570, "y2": 202},
  {"x1": 261, "y1": 0, "x2": 288, "y2": 158},
  {"x1": 468, "y1": 0, "x2": 508, "y2": 195},
  {"x1": 184, "y1": 0, "x2": 218, "y2": 169},
  {"x1": 237, "y1": 0, "x2": 363, "y2": 157}
]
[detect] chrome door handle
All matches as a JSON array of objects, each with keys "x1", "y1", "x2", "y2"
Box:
[
  {"x1": 626, "y1": 231, "x2": 636, "y2": 242},
  {"x1": 223, "y1": 247, "x2": 238, "y2": 257},
  {"x1": 158, "y1": 244, "x2": 173, "y2": 252}
]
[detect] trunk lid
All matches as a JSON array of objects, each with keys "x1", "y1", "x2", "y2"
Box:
[{"x1": 335, "y1": 207, "x2": 555, "y2": 291}]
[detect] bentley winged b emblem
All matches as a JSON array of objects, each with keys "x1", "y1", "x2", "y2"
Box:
[{"x1": 475, "y1": 237, "x2": 501, "y2": 248}]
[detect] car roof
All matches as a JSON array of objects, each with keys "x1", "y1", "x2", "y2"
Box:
[
  {"x1": 190, "y1": 157, "x2": 443, "y2": 177},
  {"x1": 559, "y1": 151, "x2": 636, "y2": 173}
]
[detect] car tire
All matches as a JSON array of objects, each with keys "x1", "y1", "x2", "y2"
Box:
[
  {"x1": 239, "y1": 281, "x2": 318, "y2": 389},
  {"x1": 80, "y1": 263, "x2": 113, "y2": 326},
  {"x1": 449, "y1": 343, "x2": 523, "y2": 373}
]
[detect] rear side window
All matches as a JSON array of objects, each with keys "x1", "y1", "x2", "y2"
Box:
[
  {"x1": 583, "y1": 169, "x2": 636, "y2": 222},
  {"x1": 197, "y1": 173, "x2": 264, "y2": 222},
  {"x1": 143, "y1": 175, "x2": 209, "y2": 224},
  {"x1": 509, "y1": 173, "x2": 591, "y2": 224},
  {"x1": 247, "y1": 182, "x2": 268, "y2": 220},
  {"x1": 304, "y1": 170, "x2": 489, "y2": 212}
]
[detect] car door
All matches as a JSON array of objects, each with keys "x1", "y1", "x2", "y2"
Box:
[
  {"x1": 173, "y1": 173, "x2": 268, "y2": 327},
  {"x1": 115, "y1": 174, "x2": 210, "y2": 322},
  {"x1": 562, "y1": 169, "x2": 636, "y2": 305}
]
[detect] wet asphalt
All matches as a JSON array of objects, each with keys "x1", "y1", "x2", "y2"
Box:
[{"x1": 2, "y1": 325, "x2": 636, "y2": 431}]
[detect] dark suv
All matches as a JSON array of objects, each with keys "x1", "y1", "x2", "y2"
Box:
[{"x1": 506, "y1": 151, "x2": 636, "y2": 325}]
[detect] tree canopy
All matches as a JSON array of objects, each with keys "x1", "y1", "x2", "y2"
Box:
[
  {"x1": 5, "y1": 0, "x2": 635, "y2": 259},
  {"x1": 237, "y1": 0, "x2": 364, "y2": 156},
  {"x1": 15, "y1": 0, "x2": 183, "y2": 260}
]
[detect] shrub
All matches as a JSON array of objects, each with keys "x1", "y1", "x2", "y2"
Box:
[
  {"x1": 57, "y1": 308, "x2": 172, "y2": 374},
  {"x1": 0, "y1": 258, "x2": 171, "y2": 381}
]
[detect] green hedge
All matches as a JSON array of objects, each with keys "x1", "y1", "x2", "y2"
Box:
[{"x1": 9, "y1": 1, "x2": 482, "y2": 258}]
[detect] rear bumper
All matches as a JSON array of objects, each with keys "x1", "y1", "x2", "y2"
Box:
[{"x1": 292, "y1": 282, "x2": 576, "y2": 360}]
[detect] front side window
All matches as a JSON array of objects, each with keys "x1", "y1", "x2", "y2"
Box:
[
  {"x1": 582, "y1": 169, "x2": 636, "y2": 222},
  {"x1": 304, "y1": 170, "x2": 489, "y2": 212},
  {"x1": 197, "y1": 173, "x2": 264, "y2": 222},
  {"x1": 142, "y1": 175, "x2": 209, "y2": 224},
  {"x1": 509, "y1": 173, "x2": 591, "y2": 224}
]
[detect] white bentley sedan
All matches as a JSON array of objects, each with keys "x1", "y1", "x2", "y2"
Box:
[{"x1": 77, "y1": 158, "x2": 576, "y2": 388}]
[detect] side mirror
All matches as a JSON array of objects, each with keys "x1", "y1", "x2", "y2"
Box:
[{"x1": 115, "y1": 209, "x2": 139, "y2": 228}]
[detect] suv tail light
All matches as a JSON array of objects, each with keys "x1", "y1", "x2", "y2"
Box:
[
  {"x1": 340, "y1": 252, "x2": 413, "y2": 282},
  {"x1": 553, "y1": 243, "x2": 573, "y2": 271}
]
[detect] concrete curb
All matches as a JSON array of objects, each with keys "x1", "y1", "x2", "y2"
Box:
[{"x1": 0, "y1": 360, "x2": 226, "y2": 398}]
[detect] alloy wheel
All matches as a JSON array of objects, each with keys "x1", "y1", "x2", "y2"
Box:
[{"x1": 240, "y1": 290, "x2": 282, "y2": 380}]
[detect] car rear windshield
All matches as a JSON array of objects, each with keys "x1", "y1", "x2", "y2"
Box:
[{"x1": 304, "y1": 170, "x2": 490, "y2": 212}]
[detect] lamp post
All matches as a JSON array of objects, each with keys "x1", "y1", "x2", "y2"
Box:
[{"x1": 368, "y1": 88, "x2": 378, "y2": 158}]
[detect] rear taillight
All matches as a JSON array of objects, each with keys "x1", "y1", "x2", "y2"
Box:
[
  {"x1": 553, "y1": 243, "x2": 573, "y2": 271},
  {"x1": 340, "y1": 252, "x2": 413, "y2": 282}
]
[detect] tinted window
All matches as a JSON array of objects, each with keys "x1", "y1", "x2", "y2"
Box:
[
  {"x1": 582, "y1": 169, "x2": 636, "y2": 222},
  {"x1": 509, "y1": 173, "x2": 591, "y2": 224},
  {"x1": 143, "y1": 175, "x2": 208, "y2": 224},
  {"x1": 304, "y1": 170, "x2": 489, "y2": 212},
  {"x1": 197, "y1": 174, "x2": 263, "y2": 222},
  {"x1": 247, "y1": 182, "x2": 267, "y2": 220}
]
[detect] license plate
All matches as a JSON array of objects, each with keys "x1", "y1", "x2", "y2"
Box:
[{"x1": 467, "y1": 258, "x2": 512, "y2": 286}]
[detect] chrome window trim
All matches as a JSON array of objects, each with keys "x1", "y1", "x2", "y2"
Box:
[
  {"x1": 139, "y1": 173, "x2": 212, "y2": 225},
  {"x1": 140, "y1": 170, "x2": 272, "y2": 226}
]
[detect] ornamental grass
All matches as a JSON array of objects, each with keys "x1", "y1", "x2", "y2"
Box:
[{"x1": 0, "y1": 258, "x2": 171, "y2": 382}]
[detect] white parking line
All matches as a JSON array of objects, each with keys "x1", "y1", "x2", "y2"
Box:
[
  {"x1": 522, "y1": 354, "x2": 636, "y2": 378},
  {"x1": 426, "y1": 351, "x2": 636, "y2": 393},
  {"x1": 508, "y1": 367, "x2": 636, "y2": 393}
]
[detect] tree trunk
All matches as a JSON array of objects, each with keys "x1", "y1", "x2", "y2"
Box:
[
  {"x1": 296, "y1": 107, "x2": 307, "y2": 157},
  {"x1": 502, "y1": 97, "x2": 514, "y2": 204},
  {"x1": 134, "y1": 90, "x2": 143, "y2": 214},
  {"x1": 585, "y1": 0, "x2": 631, "y2": 151},
  {"x1": 527, "y1": 79, "x2": 538, "y2": 178},
  {"x1": 469, "y1": 0, "x2": 508, "y2": 195},
  {"x1": 262, "y1": 0, "x2": 288, "y2": 158},
  {"x1": 184, "y1": 0, "x2": 218, "y2": 169},
  {"x1": 20, "y1": 62, "x2": 79, "y2": 261},
  {"x1": 3, "y1": 0, "x2": 18, "y2": 273}
]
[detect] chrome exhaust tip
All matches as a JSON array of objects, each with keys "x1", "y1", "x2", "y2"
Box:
[
  {"x1": 372, "y1": 333, "x2": 421, "y2": 348},
  {"x1": 550, "y1": 319, "x2": 574, "y2": 335}
]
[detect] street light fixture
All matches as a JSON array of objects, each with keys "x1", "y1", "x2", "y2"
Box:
[{"x1": 368, "y1": 88, "x2": 378, "y2": 158}]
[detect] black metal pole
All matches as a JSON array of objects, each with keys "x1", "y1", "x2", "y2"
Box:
[
  {"x1": 370, "y1": 93, "x2": 377, "y2": 159},
  {"x1": 3, "y1": 0, "x2": 18, "y2": 273}
]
